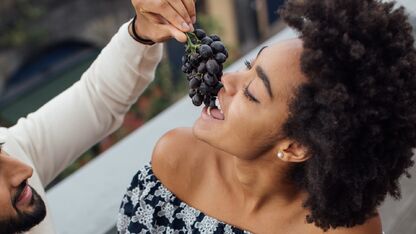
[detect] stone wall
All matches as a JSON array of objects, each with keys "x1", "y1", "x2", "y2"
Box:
[{"x1": 0, "y1": 0, "x2": 134, "y2": 83}]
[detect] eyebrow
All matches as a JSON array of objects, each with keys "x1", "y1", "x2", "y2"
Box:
[
  {"x1": 256, "y1": 66, "x2": 273, "y2": 99},
  {"x1": 257, "y1": 46, "x2": 268, "y2": 58}
]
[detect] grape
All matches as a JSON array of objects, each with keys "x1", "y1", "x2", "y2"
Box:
[
  {"x1": 182, "y1": 28, "x2": 229, "y2": 108},
  {"x1": 206, "y1": 59, "x2": 220, "y2": 75},
  {"x1": 203, "y1": 73, "x2": 217, "y2": 86},
  {"x1": 223, "y1": 50, "x2": 229, "y2": 58},
  {"x1": 217, "y1": 71, "x2": 223, "y2": 80},
  {"x1": 210, "y1": 34, "x2": 221, "y2": 41},
  {"x1": 211, "y1": 41, "x2": 226, "y2": 54},
  {"x1": 192, "y1": 94, "x2": 203, "y2": 106},
  {"x1": 209, "y1": 98, "x2": 216, "y2": 108},
  {"x1": 189, "y1": 77, "x2": 201, "y2": 89},
  {"x1": 195, "y1": 29, "x2": 206, "y2": 40},
  {"x1": 189, "y1": 53, "x2": 199, "y2": 67},
  {"x1": 189, "y1": 89, "x2": 197, "y2": 98},
  {"x1": 215, "y1": 53, "x2": 227, "y2": 63},
  {"x1": 201, "y1": 37, "x2": 213, "y2": 45},
  {"x1": 199, "y1": 82, "x2": 209, "y2": 95},
  {"x1": 212, "y1": 83, "x2": 224, "y2": 95},
  {"x1": 199, "y1": 45, "x2": 213, "y2": 59},
  {"x1": 197, "y1": 62, "x2": 207, "y2": 73}
]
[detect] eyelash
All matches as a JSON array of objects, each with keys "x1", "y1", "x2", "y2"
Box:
[
  {"x1": 244, "y1": 59, "x2": 253, "y2": 70},
  {"x1": 242, "y1": 60, "x2": 258, "y2": 103},
  {"x1": 243, "y1": 82, "x2": 259, "y2": 103}
]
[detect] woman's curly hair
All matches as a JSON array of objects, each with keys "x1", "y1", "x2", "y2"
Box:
[{"x1": 279, "y1": 0, "x2": 416, "y2": 231}]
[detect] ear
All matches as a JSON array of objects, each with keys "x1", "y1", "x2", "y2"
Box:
[{"x1": 277, "y1": 139, "x2": 309, "y2": 163}]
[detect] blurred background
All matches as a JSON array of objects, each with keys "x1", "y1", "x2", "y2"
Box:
[
  {"x1": 0, "y1": 0, "x2": 286, "y2": 188},
  {"x1": 1, "y1": 0, "x2": 416, "y2": 233}
]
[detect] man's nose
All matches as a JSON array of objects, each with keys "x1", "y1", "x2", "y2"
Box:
[{"x1": 0, "y1": 155, "x2": 33, "y2": 188}]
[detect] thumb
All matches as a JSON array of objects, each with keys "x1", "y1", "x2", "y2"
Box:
[{"x1": 159, "y1": 24, "x2": 188, "y2": 43}]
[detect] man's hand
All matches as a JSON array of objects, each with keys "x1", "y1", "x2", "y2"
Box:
[{"x1": 131, "y1": 0, "x2": 196, "y2": 43}]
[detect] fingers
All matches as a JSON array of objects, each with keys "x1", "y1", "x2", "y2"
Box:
[
  {"x1": 132, "y1": 0, "x2": 195, "y2": 43},
  {"x1": 158, "y1": 0, "x2": 193, "y2": 32},
  {"x1": 142, "y1": 14, "x2": 187, "y2": 43},
  {"x1": 182, "y1": 0, "x2": 196, "y2": 23},
  {"x1": 161, "y1": 24, "x2": 188, "y2": 43},
  {"x1": 142, "y1": 0, "x2": 193, "y2": 32},
  {"x1": 165, "y1": 0, "x2": 192, "y2": 25}
]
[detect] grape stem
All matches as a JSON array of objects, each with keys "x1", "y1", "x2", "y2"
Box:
[{"x1": 185, "y1": 32, "x2": 199, "y2": 53}]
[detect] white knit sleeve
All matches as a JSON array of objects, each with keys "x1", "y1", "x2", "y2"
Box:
[{"x1": 7, "y1": 21, "x2": 163, "y2": 185}]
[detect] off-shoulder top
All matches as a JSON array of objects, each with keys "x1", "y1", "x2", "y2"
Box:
[
  {"x1": 117, "y1": 163, "x2": 251, "y2": 234},
  {"x1": 117, "y1": 163, "x2": 386, "y2": 234}
]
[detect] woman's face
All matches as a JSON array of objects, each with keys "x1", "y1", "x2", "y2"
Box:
[{"x1": 193, "y1": 39, "x2": 307, "y2": 159}]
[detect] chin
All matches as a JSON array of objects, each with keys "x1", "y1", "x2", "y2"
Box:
[
  {"x1": 192, "y1": 121, "x2": 210, "y2": 142},
  {"x1": 0, "y1": 186, "x2": 47, "y2": 234},
  {"x1": 192, "y1": 121, "x2": 233, "y2": 156}
]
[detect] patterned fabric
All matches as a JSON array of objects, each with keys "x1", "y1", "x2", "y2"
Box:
[{"x1": 117, "y1": 164, "x2": 251, "y2": 234}]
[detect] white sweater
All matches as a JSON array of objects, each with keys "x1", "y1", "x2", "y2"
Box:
[{"x1": 0, "y1": 21, "x2": 163, "y2": 234}]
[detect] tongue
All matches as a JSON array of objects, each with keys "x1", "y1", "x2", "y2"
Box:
[{"x1": 211, "y1": 108, "x2": 224, "y2": 120}]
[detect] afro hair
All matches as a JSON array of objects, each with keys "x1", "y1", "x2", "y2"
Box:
[{"x1": 279, "y1": 0, "x2": 416, "y2": 231}]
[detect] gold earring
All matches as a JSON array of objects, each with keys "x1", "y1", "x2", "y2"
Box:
[{"x1": 277, "y1": 151, "x2": 284, "y2": 159}]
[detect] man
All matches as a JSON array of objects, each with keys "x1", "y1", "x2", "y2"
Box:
[{"x1": 0, "y1": 0, "x2": 196, "y2": 233}]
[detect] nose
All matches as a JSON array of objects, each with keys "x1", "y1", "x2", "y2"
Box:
[
  {"x1": 221, "y1": 72, "x2": 242, "y2": 96},
  {"x1": 0, "y1": 154, "x2": 33, "y2": 188}
]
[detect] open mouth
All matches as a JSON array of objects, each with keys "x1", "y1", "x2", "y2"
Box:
[
  {"x1": 207, "y1": 98, "x2": 225, "y2": 120},
  {"x1": 13, "y1": 181, "x2": 33, "y2": 208}
]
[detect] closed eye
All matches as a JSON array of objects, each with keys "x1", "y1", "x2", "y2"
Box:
[
  {"x1": 243, "y1": 82, "x2": 260, "y2": 103},
  {"x1": 244, "y1": 59, "x2": 253, "y2": 70}
]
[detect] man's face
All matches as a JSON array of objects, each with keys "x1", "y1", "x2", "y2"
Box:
[{"x1": 0, "y1": 149, "x2": 46, "y2": 234}]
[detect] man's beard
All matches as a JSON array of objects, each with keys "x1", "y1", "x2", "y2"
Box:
[{"x1": 0, "y1": 184, "x2": 47, "y2": 234}]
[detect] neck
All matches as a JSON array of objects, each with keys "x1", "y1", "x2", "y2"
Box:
[{"x1": 227, "y1": 152, "x2": 304, "y2": 214}]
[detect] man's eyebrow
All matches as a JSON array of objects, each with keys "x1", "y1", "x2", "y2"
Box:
[{"x1": 256, "y1": 66, "x2": 273, "y2": 99}]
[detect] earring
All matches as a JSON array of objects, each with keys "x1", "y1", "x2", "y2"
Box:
[{"x1": 277, "y1": 151, "x2": 284, "y2": 159}]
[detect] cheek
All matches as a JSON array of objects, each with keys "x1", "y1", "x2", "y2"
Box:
[
  {"x1": 0, "y1": 185, "x2": 15, "y2": 220},
  {"x1": 224, "y1": 105, "x2": 277, "y2": 157}
]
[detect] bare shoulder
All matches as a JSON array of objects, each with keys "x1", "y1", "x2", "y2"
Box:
[
  {"x1": 152, "y1": 127, "x2": 198, "y2": 166},
  {"x1": 151, "y1": 127, "x2": 213, "y2": 194},
  {"x1": 321, "y1": 214, "x2": 382, "y2": 234}
]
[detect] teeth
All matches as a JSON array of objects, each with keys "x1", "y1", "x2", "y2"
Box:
[
  {"x1": 215, "y1": 98, "x2": 224, "y2": 114},
  {"x1": 207, "y1": 106, "x2": 212, "y2": 116},
  {"x1": 215, "y1": 99, "x2": 221, "y2": 110}
]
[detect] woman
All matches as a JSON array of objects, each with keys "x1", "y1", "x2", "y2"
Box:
[
  {"x1": 0, "y1": 1, "x2": 195, "y2": 234},
  {"x1": 118, "y1": 0, "x2": 416, "y2": 233}
]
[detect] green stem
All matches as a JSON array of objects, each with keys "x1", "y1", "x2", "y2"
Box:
[{"x1": 185, "y1": 32, "x2": 199, "y2": 53}]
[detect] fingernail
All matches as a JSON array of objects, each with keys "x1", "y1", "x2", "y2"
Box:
[
  {"x1": 189, "y1": 23, "x2": 194, "y2": 32},
  {"x1": 182, "y1": 22, "x2": 190, "y2": 31},
  {"x1": 192, "y1": 16, "x2": 196, "y2": 24}
]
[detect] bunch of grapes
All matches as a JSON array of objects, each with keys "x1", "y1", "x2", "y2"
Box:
[{"x1": 181, "y1": 29, "x2": 228, "y2": 107}]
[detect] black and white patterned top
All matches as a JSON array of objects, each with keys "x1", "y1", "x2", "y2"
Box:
[
  {"x1": 117, "y1": 164, "x2": 386, "y2": 234},
  {"x1": 117, "y1": 163, "x2": 251, "y2": 234}
]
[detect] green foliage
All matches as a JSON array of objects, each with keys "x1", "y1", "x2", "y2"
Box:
[
  {"x1": 0, "y1": 0, "x2": 46, "y2": 48},
  {"x1": 197, "y1": 13, "x2": 223, "y2": 37}
]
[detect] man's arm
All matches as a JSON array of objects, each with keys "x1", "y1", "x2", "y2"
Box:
[{"x1": 7, "y1": 21, "x2": 163, "y2": 186}]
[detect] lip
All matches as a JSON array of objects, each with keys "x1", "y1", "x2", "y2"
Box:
[
  {"x1": 201, "y1": 106, "x2": 225, "y2": 122},
  {"x1": 15, "y1": 184, "x2": 33, "y2": 207}
]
